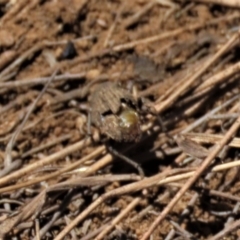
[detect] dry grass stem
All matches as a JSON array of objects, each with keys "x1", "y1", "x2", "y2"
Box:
[
  {"x1": 196, "y1": 61, "x2": 240, "y2": 92},
  {"x1": 193, "y1": 0, "x2": 240, "y2": 8},
  {"x1": 183, "y1": 133, "x2": 240, "y2": 148},
  {"x1": 0, "y1": 73, "x2": 85, "y2": 89},
  {"x1": 95, "y1": 197, "x2": 141, "y2": 240},
  {"x1": 4, "y1": 70, "x2": 58, "y2": 167}
]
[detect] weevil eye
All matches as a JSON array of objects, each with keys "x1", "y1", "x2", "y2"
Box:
[{"x1": 119, "y1": 107, "x2": 140, "y2": 129}]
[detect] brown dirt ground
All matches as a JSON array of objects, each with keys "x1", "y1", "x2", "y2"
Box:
[{"x1": 0, "y1": 0, "x2": 240, "y2": 239}]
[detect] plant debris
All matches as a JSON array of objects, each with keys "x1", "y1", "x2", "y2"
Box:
[{"x1": 1, "y1": 1, "x2": 240, "y2": 240}]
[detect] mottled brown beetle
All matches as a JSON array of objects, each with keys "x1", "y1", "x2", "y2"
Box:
[
  {"x1": 88, "y1": 82, "x2": 142, "y2": 142},
  {"x1": 88, "y1": 81, "x2": 144, "y2": 177}
]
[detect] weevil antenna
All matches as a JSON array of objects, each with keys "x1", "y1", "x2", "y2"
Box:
[{"x1": 87, "y1": 108, "x2": 92, "y2": 137}]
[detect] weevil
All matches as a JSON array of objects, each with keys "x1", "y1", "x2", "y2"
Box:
[
  {"x1": 88, "y1": 82, "x2": 142, "y2": 142},
  {"x1": 87, "y1": 81, "x2": 165, "y2": 177},
  {"x1": 88, "y1": 81, "x2": 145, "y2": 177}
]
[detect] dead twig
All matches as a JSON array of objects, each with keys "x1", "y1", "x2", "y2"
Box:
[
  {"x1": 4, "y1": 69, "x2": 57, "y2": 169},
  {"x1": 0, "y1": 73, "x2": 85, "y2": 89},
  {"x1": 169, "y1": 220, "x2": 193, "y2": 239},
  {"x1": 0, "y1": 0, "x2": 29, "y2": 25},
  {"x1": 95, "y1": 197, "x2": 140, "y2": 240},
  {"x1": 0, "y1": 159, "x2": 22, "y2": 178},
  {"x1": 35, "y1": 219, "x2": 40, "y2": 240},
  {"x1": 0, "y1": 43, "x2": 44, "y2": 81},
  {"x1": 104, "y1": 5, "x2": 124, "y2": 47},
  {"x1": 32, "y1": 190, "x2": 76, "y2": 240},
  {"x1": 196, "y1": 61, "x2": 240, "y2": 92},
  {"x1": 191, "y1": 0, "x2": 240, "y2": 8},
  {"x1": 21, "y1": 133, "x2": 72, "y2": 158},
  {"x1": 124, "y1": 1, "x2": 156, "y2": 29},
  {"x1": 183, "y1": 132, "x2": 240, "y2": 148}
]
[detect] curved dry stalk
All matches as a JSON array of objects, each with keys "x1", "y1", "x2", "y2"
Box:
[{"x1": 4, "y1": 70, "x2": 57, "y2": 168}]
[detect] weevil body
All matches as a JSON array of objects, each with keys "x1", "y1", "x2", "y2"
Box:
[{"x1": 89, "y1": 82, "x2": 141, "y2": 142}]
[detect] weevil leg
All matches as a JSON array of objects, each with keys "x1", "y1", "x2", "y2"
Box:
[
  {"x1": 107, "y1": 145, "x2": 144, "y2": 179},
  {"x1": 148, "y1": 104, "x2": 166, "y2": 132},
  {"x1": 141, "y1": 99, "x2": 175, "y2": 144},
  {"x1": 141, "y1": 99, "x2": 166, "y2": 132},
  {"x1": 77, "y1": 109, "x2": 91, "y2": 149},
  {"x1": 86, "y1": 109, "x2": 102, "y2": 143},
  {"x1": 87, "y1": 108, "x2": 92, "y2": 137}
]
